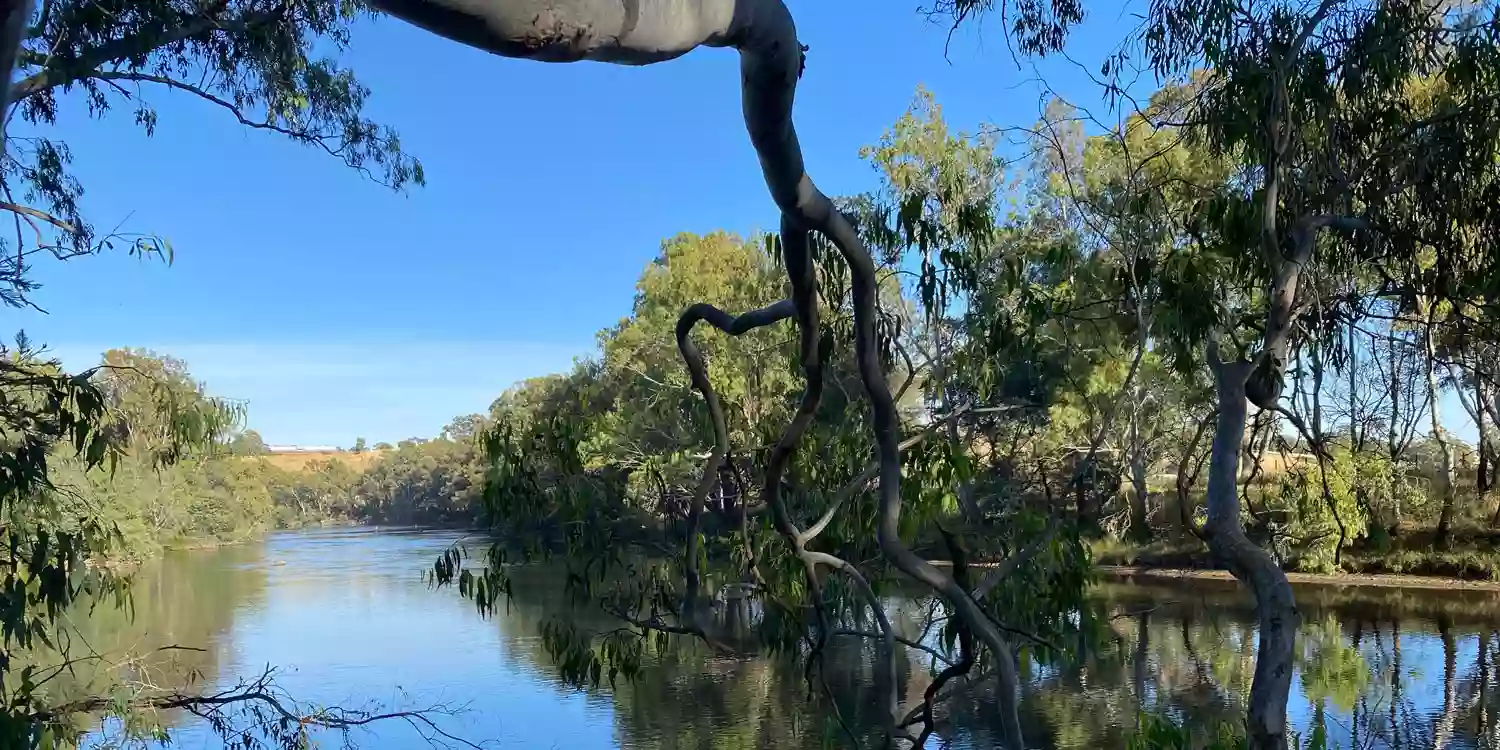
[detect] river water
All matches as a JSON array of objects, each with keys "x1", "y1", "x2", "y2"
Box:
[{"x1": 66, "y1": 527, "x2": 1500, "y2": 749}]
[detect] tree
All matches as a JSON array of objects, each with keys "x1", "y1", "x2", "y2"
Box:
[
  {"x1": 229, "y1": 429, "x2": 267, "y2": 455},
  {"x1": 368, "y1": 2, "x2": 1039, "y2": 740},
  {"x1": 1086, "y1": 2, "x2": 1500, "y2": 747},
  {"x1": 1, "y1": 0, "x2": 421, "y2": 307},
  {"x1": 352, "y1": 437, "x2": 367, "y2": 453},
  {"x1": 440, "y1": 415, "x2": 485, "y2": 444}
]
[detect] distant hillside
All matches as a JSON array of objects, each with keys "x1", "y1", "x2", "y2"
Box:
[{"x1": 254, "y1": 450, "x2": 389, "y2": 472}]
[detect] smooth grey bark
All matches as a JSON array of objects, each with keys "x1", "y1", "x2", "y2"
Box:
[
  {"x1": 1127, "y1": 390, "x2": 1150, "y2": 541},
  {"x1": 1422, "y1": 301, "x2": 1458, "y2": 546},
  {"x1": 1204, "y1": 356, "x2": 1300, "y2": 750},
  {"x1": 364, "y1": 1, "x2": 1028, "y2": 744},
  {"x1": 1477, "y1": 375, "x2": 1488, "y2": 494},
  {"x1": 675, "y1": 298, "x2": 794, "y2": 646},
  {"x1": 0, "y1": 0, "x2": 30, "y2": 149},
  {"x1": 1200, "y1": 213, "x2": 1363, "y2": 750}
]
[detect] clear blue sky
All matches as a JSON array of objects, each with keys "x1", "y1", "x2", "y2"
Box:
[{"x1": 12, "y1": 1, "x2": 1474, "y2": 447}]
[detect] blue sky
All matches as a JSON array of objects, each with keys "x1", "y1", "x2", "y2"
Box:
[
  {"x1": 10, "y1": 0, "x2": 1475, "y2": 447},
  {"x1": 12, "y1": 1, "x2": 1148, "y2": 445}
]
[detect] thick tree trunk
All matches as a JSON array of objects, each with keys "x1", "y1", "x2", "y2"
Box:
[
  {"x1": 1129, "y1": 455, "x2": 1150, "y2": 541},
  {"x1": 0, "y1": 0, "x2": 28, "y2": 150},
  {"x1": 1424, "y1": 315, "x2": 1458, "y2": 547},
  {"x1": 1128, "y1": 396, "x2": 1151, "y2": 542},
  {"x1": 1479, "y1": 376, "x2": 1489, "y2": 495},
  {"x1": 363, "y1": 1, "x2": 1030, "y2": 742},
  {"x1": 1205, "y1": 359, "x2": 1299, "y2": 750}
]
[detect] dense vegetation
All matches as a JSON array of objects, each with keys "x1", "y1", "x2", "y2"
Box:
[
  {"x1": 421, "y1": 4, "x2": 1500, "y2": 750},
  {"x1": 23, "y1": 347, "x2": 487, "y2": 564},
  {"x1": 0, "y1": 0, "x2": 461, "y2": 737},
  {"x1": 0, "y1": 0, "x2": 1497, "y2": 747}
]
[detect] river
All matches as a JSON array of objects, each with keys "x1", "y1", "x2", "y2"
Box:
[{"x1": 65, "y1": 527, "x2": 1500, "y2": 749}]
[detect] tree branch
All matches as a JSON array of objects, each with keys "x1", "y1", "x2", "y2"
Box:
[
  {"x1": 9, "y1": 1, "x2": 282, "y2": 103},
  {"x1": 37, "y1": 666, "x2": 482, "y2": 749},
  {"x1": 81, "y1": 70, "x2": 353, "y2": 160},
  {"x1": 800, "y1": 403, "x2": 974, "y2": 544},
  {"x1": 0, "y1": 199, "x2": 77, "y2": 234},
  {"x1": 971, "y1": 513, "x2": 1059, "y2": 600}
]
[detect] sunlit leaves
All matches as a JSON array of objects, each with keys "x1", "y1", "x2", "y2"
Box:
[
  {"x1": 925, "y1": 0, "x2": 1085, "y2": 56},
  {"x1": 0, "y1": 343, "x2": 243, "y2": 744}
]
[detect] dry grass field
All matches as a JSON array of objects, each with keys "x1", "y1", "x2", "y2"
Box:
[{"x1": 254, "y1": 450, "x2": 389, "y2": 472}]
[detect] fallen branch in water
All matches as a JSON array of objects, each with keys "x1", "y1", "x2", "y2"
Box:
[{"x1": 35, "y1": 665, "x2": 486, "y2": 750}]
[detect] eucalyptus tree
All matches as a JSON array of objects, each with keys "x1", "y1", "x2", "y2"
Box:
[
  {"x1": 366, "y1": 0, "x2": 1094, "y2": 744},
  {"x1": 1085, "y1": 1, "x2": 1500, "y2": 747}
]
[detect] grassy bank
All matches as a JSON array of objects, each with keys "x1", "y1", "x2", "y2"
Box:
[
  {"x1": 1092, "y1": 526, "x2": 1500, "y2": 583},
  {"x1": 1096, "y1": 565, "x2": 1500, "y2": 591}
]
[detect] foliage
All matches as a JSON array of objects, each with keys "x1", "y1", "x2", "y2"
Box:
[
  {"x1": 2, "y1": 0, "x2": 422, "y2": 310},
  {"x1": 1126, "y1": 711, "x2": 1330, "y2": 750},
  {"x1": 353, "y1": 436, "x2": 484, "y2": 526},
  {"x1": 432, "y1": 64, "x2": 1500, "y2": 747},
  {"x1": 0, "y1": 343, "x2": 483, "y2": 747}
]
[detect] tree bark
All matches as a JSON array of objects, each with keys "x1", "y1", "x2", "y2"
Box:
[
  {"x1": 1128, "y1": 392, "x2": 1151, "y2": 542},
  {"x1": 1478, "y1": 375, "x2": 1489, "y2": 495},
  {"x1": 362, "y1": 1, "x2": 1031, "y2": 742},
  {"x1": 1205, "y1": 356, "x2": 1299, "y2": 750},
  {"x1": 1177, "y1": 412, "x2": 1213, "y2": 537},
  {"x1": 1424, "y1": 303, "x2": 1458, "y2": 547},
  {"x1": 0, "y1": 0, "x2": 29, "y2": 150}
]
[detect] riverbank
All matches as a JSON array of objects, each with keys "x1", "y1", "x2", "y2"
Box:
[
  {"x1": 1088, "y1": 534, "x2": 1500, "y2": 587},
  {"x1": 1095, "y1": 565, "x2": 1500, "y2": 592},
  {"x1": 87, "y1": 517, "x2": 368, "y2": 574}
]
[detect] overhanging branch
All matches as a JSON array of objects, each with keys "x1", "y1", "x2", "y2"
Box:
[{"x1": 9, "y1": 1, "x2": 283, "y2": 103}]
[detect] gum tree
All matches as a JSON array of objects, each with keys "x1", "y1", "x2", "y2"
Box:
[
  {"x1": 358, "y1": 1, "x2": 1090, "y2": 746},
  {"x1": 1105, "y1": 1, "x2": 1500, "y2": 747}
]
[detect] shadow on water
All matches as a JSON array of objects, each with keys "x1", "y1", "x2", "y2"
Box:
[
  {"x1": 71, "y1": 528, "x2": 1500, "y2": 749},
  {"x1": 27, "y1": 540, "x2": 267, "y2": 741}
]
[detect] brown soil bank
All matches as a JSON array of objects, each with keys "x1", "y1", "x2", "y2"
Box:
[{"x1": 1097, "y1": 565, "x2": 1500, "y2": 592}]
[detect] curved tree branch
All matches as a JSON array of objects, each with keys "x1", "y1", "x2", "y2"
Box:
[
  {"x1": 913, "y1": 526, "x2": 976, "y2": 748},
  {"x1": 357, "y1": 0, "x2": 1028, "y2": 742},
  {"x1": 675, "y1": 297, "x2": 794, "y2": 638}
]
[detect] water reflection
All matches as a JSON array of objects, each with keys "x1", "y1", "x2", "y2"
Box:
[
  {"x1": 30, "y1": 541, "x2": 265, "y2": 740},
  {"x1": 1043, "y1": 578, "x2": 1500, "y2": 750},
  {"x1": 67, "y1": 529, "x2": 1500, "y2": 749}
]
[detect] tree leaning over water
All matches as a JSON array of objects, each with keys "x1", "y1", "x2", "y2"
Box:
[
  {"x1": 370, "y1": 0, "x2": 1108, "y2": 746},
  {"x1": 3, "y1": 0, "x2": 1499, "y2": 746}
]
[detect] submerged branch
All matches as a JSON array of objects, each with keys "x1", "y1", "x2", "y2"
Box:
[{"x1": 37, "y1": 666, "x2": 482, "y2": 749}]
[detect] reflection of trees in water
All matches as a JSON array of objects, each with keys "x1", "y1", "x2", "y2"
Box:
[
  {"x1": 19, "y1": 543, "x2": 267, "y2": 736},
  {"x1": 492, "y1": 564, "x2": 944, "y2": 749},
  {"x1": 1087, "y1": 581, "x2": 1500, "y2": 750},
  {"x1": 489, "y1": 568, "x2": 1500, "y2": 750}
]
